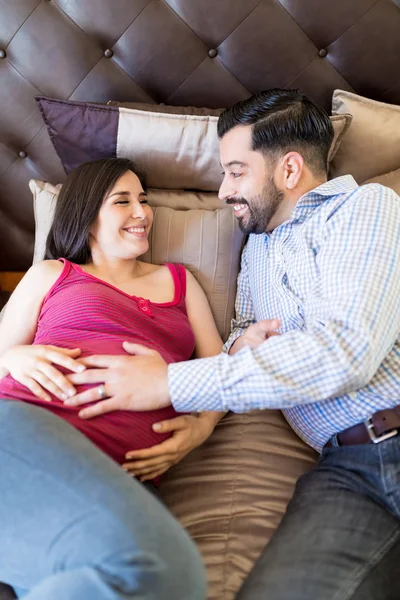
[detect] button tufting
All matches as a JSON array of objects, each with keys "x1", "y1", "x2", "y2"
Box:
[
  {"x1": 104, "y1": 49, "x2": 113, "y2": 58},
  {"x1": 0, "y1": 50, "x2": 6, "y2": 59},
  {"x1": 318, "y1": 48, "x2": 327, "y2": 58},
  {"x1": 208, "y1": 49, "x2": 217, "y2": 58},
  {"x1": 19, "y1": 151, "x2": 27, "y2": 159}
]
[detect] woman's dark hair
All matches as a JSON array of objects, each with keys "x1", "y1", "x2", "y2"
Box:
[
  {"x1": 217, "y1": 88, "x2": 334, "y2": 174},
  {"x1": 45, "y1": 157, "x2": 146, "y2": 263}
]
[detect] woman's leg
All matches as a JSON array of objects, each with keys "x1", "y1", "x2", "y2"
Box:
[{"x1": 0, "y1": 400, "x2": 206, "y2": 600}]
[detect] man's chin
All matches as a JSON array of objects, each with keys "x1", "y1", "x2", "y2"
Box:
[
  {"x1": 237, "y1": 217, "x2": 250, "y2": 234},
  {"x1": 238, "y1": 218, "x2": 263, "y2": 235}
]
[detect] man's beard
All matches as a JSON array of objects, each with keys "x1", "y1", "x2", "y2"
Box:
[{"x1": 227, "y1": 178, "x2": 284, "y2": 235}]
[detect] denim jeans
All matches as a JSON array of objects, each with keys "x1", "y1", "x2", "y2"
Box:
[
  {"x1": 237, "y1": 433, "x2": 400, "y2": 600},
  {"x1": 0, "y1": 399, "x2": 207, "y2": 600}
]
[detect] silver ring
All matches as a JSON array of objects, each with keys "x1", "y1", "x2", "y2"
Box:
[{"x1": 97, "y1": 385, "x2": 107, "y2": 400}]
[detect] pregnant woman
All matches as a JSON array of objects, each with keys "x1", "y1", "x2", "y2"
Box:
[{"x1": 0, "y1": 157, "x2": 224, "y2": 600}]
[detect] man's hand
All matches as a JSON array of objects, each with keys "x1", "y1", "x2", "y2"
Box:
[
  {"x1": 65, "y1": 343, "x2": 170, "y2": 419},
  {"x1": 229, "y1": 319, "x2": 280, "y2": 355},
  {"x1": 122, "y1": 413, "x2": 219, "y2": 482}
]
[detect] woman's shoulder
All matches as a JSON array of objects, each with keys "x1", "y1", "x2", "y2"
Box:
[
  {"x1": 23, "y1": 260, "x2": 65, "y2": 292},
  {"x1": 27, "y1": 259, "x2": 64, "y2": 277}
]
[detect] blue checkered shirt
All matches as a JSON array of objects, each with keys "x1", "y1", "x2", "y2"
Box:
[{"x1": 169, "y1": 176, "x2": 400, "y2": 451}]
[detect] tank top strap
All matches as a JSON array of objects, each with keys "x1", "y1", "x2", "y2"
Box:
[{"x1": 165, "y1": 263, "x2": 187, "y2": 303}]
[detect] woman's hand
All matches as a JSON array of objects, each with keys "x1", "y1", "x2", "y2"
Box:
[
  {"x1": 1, "y1": 345, "x2": 84, "y2": 401},
  {"x1": 122, "y1": 412, "x2": 223, "y2": 482}
]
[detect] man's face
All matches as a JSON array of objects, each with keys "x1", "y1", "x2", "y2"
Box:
[{"x1": 219, "y1": 125, "x2": 284, "y2": 234}]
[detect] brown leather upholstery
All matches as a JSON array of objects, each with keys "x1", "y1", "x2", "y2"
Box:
[{"x1": 1, "y1": 0, "x2": 400, "y2": 270}]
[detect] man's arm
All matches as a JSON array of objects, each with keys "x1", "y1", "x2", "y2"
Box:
[{"x1": 169, "y1": 186, "x2": 400, "y2": 413}]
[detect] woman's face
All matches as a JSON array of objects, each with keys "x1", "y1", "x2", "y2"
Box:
[{"x1": 90, "y1": 170, "x2": 153, "y2": 260}]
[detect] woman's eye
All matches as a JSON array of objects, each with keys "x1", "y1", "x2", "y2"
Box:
[
  {"x1": 140, "y1": 199, "x2": 148, "y2": 204},
  {"x1": 115, "y1": 200, "x2": 129, "y2": 205},
  {"x1": 231, "y1": 172, "x2": 242, "y2": 178}
]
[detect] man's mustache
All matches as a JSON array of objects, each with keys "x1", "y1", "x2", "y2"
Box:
[{"x1": 225, "y1": 197, "x2": 249, "y2": 206}]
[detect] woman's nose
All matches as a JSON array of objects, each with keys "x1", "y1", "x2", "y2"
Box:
[{"x1": 131, "y1": 202, "x2": 146, "y2": 219}]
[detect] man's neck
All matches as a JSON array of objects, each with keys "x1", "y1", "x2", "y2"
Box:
[{"x1": 268, "y1": 174, "x2": 327, "y2": 231}]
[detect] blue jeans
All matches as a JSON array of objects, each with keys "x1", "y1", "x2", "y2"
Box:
[
  {"x1": 0, "y1": 400, "x2": 207, "y2": 600},
  {"x1": 237, "y1": 433, "x2": 400, "y2": 600}
]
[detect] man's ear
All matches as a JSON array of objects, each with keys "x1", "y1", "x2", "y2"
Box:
[{"x1": 281, "y1": 152, "x2": 304, "y2": 190}]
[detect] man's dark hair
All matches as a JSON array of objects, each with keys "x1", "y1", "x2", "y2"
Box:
[
  {"x1": 45, "y1": 157, "x2": 146, "y2": 264},
  {"x1": 217, "y1": 89, "x2": 334, "y2": 174}
]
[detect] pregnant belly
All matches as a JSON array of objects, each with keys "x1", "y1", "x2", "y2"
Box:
[
  {"x1": 0, "y1": 340, "x2": 182, "y2": 467},
  {"x1": 40, "y1": 400, "x2": 180, "y2": 464}
]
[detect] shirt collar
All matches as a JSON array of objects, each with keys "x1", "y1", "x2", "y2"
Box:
[{"x1": 290, "y1": 175, "x2": 359, "y2": 222}]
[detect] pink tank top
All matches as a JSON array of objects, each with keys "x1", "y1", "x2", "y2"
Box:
[{"x1": 0, "y1": 260, "x2": 195, "y2": 472}]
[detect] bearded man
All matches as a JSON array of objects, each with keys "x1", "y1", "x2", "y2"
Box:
[{"x1": 69, "y1": 89, "x2": 400, "y2": 600}]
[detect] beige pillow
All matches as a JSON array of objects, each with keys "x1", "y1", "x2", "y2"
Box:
[
  {"x1": 30, "y1": 180, "x2": 62, "y2": 264},
  {"x1": 363, "y1": 167, "x2": 400, "y2": 195},
  {"x1": 30, "y1": 180, "x2": 244, "y2": 341},
  {"x1": 160, "y1": 409, "x2": 316, "y2": 600},
  {"x1": 109, "y1": 100, "x2": 352, "y2": 165},
  {"x1": 330, "y1": 90, "x2": 400, "y2": 183}
]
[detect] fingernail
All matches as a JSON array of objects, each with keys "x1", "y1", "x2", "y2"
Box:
[
  {"x1": 64, "y1": 399, "x2": 75, "y2": 406},
  {"x1": 77, "y1": 365, "x2": 85, "y2": 372},
  {"x1": 152, "y1": 423, "x2": 161, "y2": 431},
  {"x1": 67, "y1": 389, "x2": 75, "y2": 398},
  {"x1": 61, "y1": 393, "x2": 68, "y2": 401}
]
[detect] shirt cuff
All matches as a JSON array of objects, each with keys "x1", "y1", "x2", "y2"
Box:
[
  {"x1": 168, "y1": 356, "x2": 225, "y2": 413},
  {"x1": 222, "y1": 329, "x2": 244, "y2": 353}
]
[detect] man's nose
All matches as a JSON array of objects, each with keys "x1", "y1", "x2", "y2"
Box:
[{"x1": 218, "y1": 177, "x2": 237, "y2": 201}]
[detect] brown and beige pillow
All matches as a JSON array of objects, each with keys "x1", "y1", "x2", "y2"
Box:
[
  {"x1": 30, "y1": 180, "x2": 244, "y2": 341},
  {"x1": 108, "y1": 100, "x2": 352, "y2": 164},
  {"x1": 37, "y1": 96, "x2": 351, "y2": 194},
  {"x1": 330, "y1": 90, "x2": 400, "y2": 183}
]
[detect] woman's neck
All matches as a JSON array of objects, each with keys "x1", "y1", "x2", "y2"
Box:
[{"x1": 84, "y1": 253, "x2": 144, "y2": 285}]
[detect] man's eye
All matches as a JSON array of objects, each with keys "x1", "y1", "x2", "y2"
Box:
[
  {"x1": 140, "y1": 199, "x2": 148, "y2": 204},
  {"x1": 231, "y1": 172, "x2": 242, "y2": 178}
]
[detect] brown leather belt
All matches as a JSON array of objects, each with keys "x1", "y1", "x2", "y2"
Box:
[{"x1": 325, "y1": 405, "x2": 400, "y2": 447}]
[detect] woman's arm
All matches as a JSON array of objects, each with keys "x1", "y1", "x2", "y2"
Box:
[
  {"x1": 0, "y1": 262, "x2": 59, "y2": 356},
  {"x1": 184, "y1": 269, "x2": 227, "y2": 426},
  {"x1": 184, "y1": 268, "x2": 224, "y2": 358},
  {"x1": 0, "y1": 261, "x2": 83, "y2": 399}
]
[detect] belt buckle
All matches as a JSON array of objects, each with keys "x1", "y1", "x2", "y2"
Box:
[{"x1": 365, "y1": 417, "x2": 398, "y2": 444}]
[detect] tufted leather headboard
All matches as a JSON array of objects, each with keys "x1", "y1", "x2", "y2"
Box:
[{"x1": 1, "y1": 0, "x2": 400, "y2": 271}]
